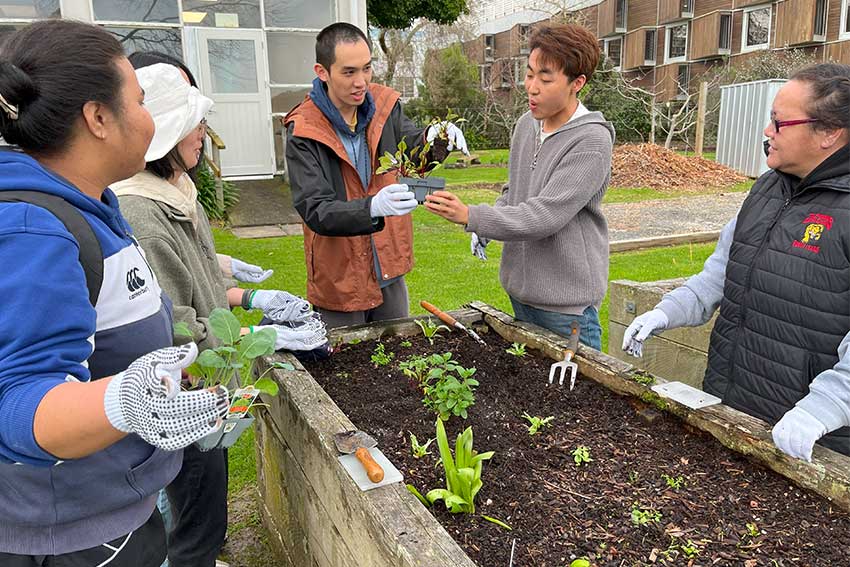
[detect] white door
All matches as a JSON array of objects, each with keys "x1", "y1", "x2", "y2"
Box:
[{"x1": 192, "y1": 28, "x2": 274, "y2": 178}]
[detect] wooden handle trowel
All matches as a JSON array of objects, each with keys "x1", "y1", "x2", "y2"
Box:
[{"x1": 334, "y1": 430, "x2": 384, "y2": 483}]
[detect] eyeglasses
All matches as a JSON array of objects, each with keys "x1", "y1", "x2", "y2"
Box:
[
  {"x1": 771, "y1": 117, "x2": 819, "y2": 132},
  {"x1": 195, "y1": 118, "x2": 208, "y2": 134}
]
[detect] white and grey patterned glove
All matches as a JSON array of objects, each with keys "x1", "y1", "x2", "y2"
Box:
[
  {"x1": 251, "y1": 318, "x2": 328, "y2": 351},
  {"x1": 622, "y1": 309, "x2": 669, "y2": 358},
  {"x1": 231, "y1": 257, "x2": 273, "y2": 283},
  {"x1": 104, "y1": 344, "x2": 229, "y2": 451},
  {"x1": 470, "y1": 232, "x2": 489, "y2": 261},
  {"x1": 426, "y1": 121, "x2": 470, "y2": 155},
  {"x1": 248, "y1": 289, "x2": 312, "y2": 323}
]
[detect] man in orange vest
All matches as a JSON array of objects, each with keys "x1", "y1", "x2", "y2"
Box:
[{"x1": 285, "y1": 22, "x2": 467, "y2": 327}]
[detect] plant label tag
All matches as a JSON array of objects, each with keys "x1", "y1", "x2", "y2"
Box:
[
  {"x1": 651, "y1": 381, "x2": 721, "y2": 410},
  {"x1": 228, "y1": 387, "x2": 259, "y2": 419},
  {"x1": 223, "y1": 421, "x2": 238, "y2": 434}
]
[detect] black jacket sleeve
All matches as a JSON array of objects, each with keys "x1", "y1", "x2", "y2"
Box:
[{"x1": 286, "y1": 124, "x2": 383, "y2": 237}]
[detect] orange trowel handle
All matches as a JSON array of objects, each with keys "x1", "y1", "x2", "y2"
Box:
[
  {"x1": 355, "y1": 447, "x2": 385, "y2": 483},
  {"x1": 420, "y1": 300, "x2": 458, "y2": 327}
]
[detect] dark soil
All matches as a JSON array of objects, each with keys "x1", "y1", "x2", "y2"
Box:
[{"x1": 306, "y1": 333, "x2": 850, "y2": 566}]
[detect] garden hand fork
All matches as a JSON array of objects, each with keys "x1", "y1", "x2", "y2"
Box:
[{"x1": 548, "y1": 321, "x2": 580, "y2": 389}]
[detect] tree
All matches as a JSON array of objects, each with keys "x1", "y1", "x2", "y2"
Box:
[
  {"x1": 419, "y1": 44, "x2": 483, "y2": 116},
  {"x1": 367, "y1": 0, "x2": 470, "y2": 86}
]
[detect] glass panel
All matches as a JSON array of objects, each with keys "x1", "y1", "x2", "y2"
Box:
[
  {"x1": 271, "y1": 86, "x2": 310, "y2": 114},
  {"x1": 208, "y1": 38, "x2": 258, "y2": 93},
  {"x1": 182, "y1": 0, "x2": 261, "y2": 28},
  {"x1": 746, "y1": 8, "x2": 770, "y2": 47},
  {"x1": 106, "y1": 27, "x2": 182, "y2": 59},
  {"x1": 719, "y1": 14, "x2": 731, "y2": 49},
  {"x1": 615, "y1": 0, "x2": 626, "y2": 29},
  {"x1": 93, "y1": 0, "x2": 179, "y2": 23},
  {"x1": 843, "y1": 0, "x2": 849, "y2": 33},
  {"x1": 644, "y1": 30, "x2": 656, "y2": 61},
  {"x1": 265, "y1": 0, "x2": 333, "y2": 29},
  {"x1": 668, "y1": 24, "x2": 687, "y2": 59},
  {"x1": 0, "y1": 0, "x2": 59, "y2": 19},
  {"x1": 274, "y1": 117, "x2": 286, "y2": 171},
  {"x1": 267, "y1": 31, "x2": 316, "y2": 85},
  {"x1": 607, "y1": 38, "x2": 622, "y2": 67}
]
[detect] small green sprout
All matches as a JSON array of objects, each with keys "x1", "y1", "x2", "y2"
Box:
[
  {"x1": 409, "y1": 432, "x2": 434, "y2": 458},
  {"x1": 630, "y1": 504, "x2": 662, "y2": 526},
  {"x1": 370, "y1": 343, "x2": 394, "y2": 367},
  {"x1": 571, "y1": 445, "x2": 592, "y2": 466},
  {"x1": 662, "y1": 473, "x2": 685, "y2": 490},
  {"x1": 505, "y1": 342, "x2": 528, "y2": 357},
  {"x1": 415, "y1": 318, "x2": 450, "y2": 346},
  {"x1": 521, "y1": 412, "x2": 554, "y2": 435}
]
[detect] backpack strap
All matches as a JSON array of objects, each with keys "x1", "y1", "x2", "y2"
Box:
[{"x1": 0, "y1": 191, "x2": 103, "y2": 306}]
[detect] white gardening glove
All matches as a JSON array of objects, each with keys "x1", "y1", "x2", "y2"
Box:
[
  {"x1": 369, "y1": 183, "x2": 417, "y2": 218},
  {"x1": 426, "y1": 122, "x2": 470, "y2": 156},
  {"x1": 621, "y1": 309, "x2": 669, "y2": 358},
  {"x1": 470, "y1": 232, "x2": 489, "y2": 261},
  {"x1": 251, "y1": 320, "x2": 327, "y2": 352},
  {"x1": 231, "y1": 257, "x2": 273, "y2": 283},
  {"x1": 248, "y1": 289, "x2": 312, "y2": 323},
  {"x1": 104, "y1": 344, "x2": 229, "y2": 451},
  {"x1": 772, "y1": 406, "x2": 828, "y2": 462}
]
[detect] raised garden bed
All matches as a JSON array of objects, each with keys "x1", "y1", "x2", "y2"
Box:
[{"x1": 254, "y1": 303, "x2": 850, "y2": 566}]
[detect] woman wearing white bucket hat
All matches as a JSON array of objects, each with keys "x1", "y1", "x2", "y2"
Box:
[{"x1": 114, "y1": 58, "x2": 329, "y2": 567}]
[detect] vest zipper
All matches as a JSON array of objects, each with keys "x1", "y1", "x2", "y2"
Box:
[{"x1": 724, "y1": 196, "x2": 792, "y2": 398}]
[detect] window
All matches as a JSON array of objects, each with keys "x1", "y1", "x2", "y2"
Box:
[
  {"x1": 676, "y1": 64, "x2": 690, "y2": 99},
  {"x1": 480, "y1": 64, "x2": 491, "y2": 88},
  {"x1": 814, "y1": 0, "x2": 827, "y2": 38},
  {"x1": 0, "y1": 1, "x2": 59, "y2": 19},
  {"x1": 843, "y1": 0, "x2": 850, "y2": 38},
  {"x1": 719, "y1": 13, "x2": 732, "y2": 51},
  {"x1": 605, "y1": 37, "x2": 623, "y2": 69},
  {"x1": 182, "y1": 0, "x2": 262, "y2": 28},
  {"x1": 644, "y1": 29, "x2": 657, "y2": 63},
  {"x1": 615, "y1": 0, "x2": 627, "y2": 31},
  {"x1": 499, "y1": 60, "x2": 513, "y2": 88},
  {"x1": 681, "y1": 0, "x2": 694, "y2": 16},
  {"x1": 93, "y1": 0, "x2": 179, "y2": 23},
  {"x1": 265, "y1": 0, "x2": 334, "y2": 29},
  {"x1": 666, "y1": 23, "x2": 688, "y2": 63},
  {"x1": 267, "y1": 31, "x2": 317, "y2": 85},
  {"x1": 484, "y1": 34, "x2": 494, "y2": 60},
  {"x1": 106, "y1": 27, "x2": 182, "y2": 59},
  {"x1": 519, "y1": 24, "x2": 530, "y2": 54},
  {"x1": 742, "y1": 5, "x2": 771, "y2": 52}
]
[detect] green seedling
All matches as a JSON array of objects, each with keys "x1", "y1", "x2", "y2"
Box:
[
  {"x1": 409, "y1": 432, "x2": 435, "y2": 458},
  {"x1": 481, "y1": 515, "x2": 512, "y2": 530},
  {"x1": 522, "y1": 412, "x2": 554, "y2": 435},
  {"x1": 630, "y1": 504, "x2": 662, "y2": 526},
  {"x1": 628, "y1": 470, "x2": 640, "y2": 484},
  {"x1": 744, "y1": 522, "x2": 761, "y2": 538},
  {"x1": 426, "y1": 418, "x2": 494, "y2": 514},
  {"x1": 370, "y1": 342, "x2": 394, "y2": 367},
  {"x1": 571, "y1": 445, "x2": 592, "y2": 466},
  {"x1": 681, "y1": 539, "x2": 700, "y2": 558},
  {"x1": 662, "y1": 473, "x2": 685, "y2": 490},
  {"x1": 399, "y1": 354, "x2": 430, "y2": 388},
  {"x1": 570, "y1": 560, "x2": 591, "y2": 567},
  {"x1": 400, "y1": 340, "x2": 412, "y2": 347},
  {"x1": 415, "y1": 318, "x2": 450, "y2": 346},
  {"x1": 505, "y1": 342, "x2": 527, "y2": 357}
]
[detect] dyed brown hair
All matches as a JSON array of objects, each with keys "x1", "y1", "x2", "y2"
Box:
[{"x1": 528, "y1": 23, "x2": 600, "y2": 83}]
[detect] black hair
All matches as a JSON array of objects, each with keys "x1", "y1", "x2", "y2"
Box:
[
  {"x1": 129, "y1": 51, "x2": 202, "y2": 181},
  {"x1": 315, "y1": 22, "x2": 371, "y2": 70},
  {"x1": 790, "y1": 63, "x2": 850, "y2": 134},
  {"x1": 0, "y1": 20, "x2": 125, "y2": 155}
]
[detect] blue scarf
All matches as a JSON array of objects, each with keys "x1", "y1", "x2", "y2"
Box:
[{"x1": 308, "y1": 77, "x2": 375, "y2": 138}]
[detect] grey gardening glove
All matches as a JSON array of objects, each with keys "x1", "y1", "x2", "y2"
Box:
[
  {"x1": 248, "y1": 289, "x2": 312, "y2": 323},
  {"x1": 231, "y1": 257, "x2": 273, "y2": 283},
  {"x1": 425, "y1": 122, "x2": 470, "y2": 155},
  {"x1": 251, "y1": 319, "x2": 328, "y2": 351},
  {"x1": 772, "y1": 406, "x2": 828, "y2": 462},
  {"x1": 622, "y1": 309, "x2": 669, "y2": 358},
  {"x1": 104, "y1": 344, "x2": 229, "y2": 451},
  {"x1": 470, "y1": 232, "x2": 489, "y2": 261},
  {"x1": 370, "y1": 183, "x2": 417, "y2": 218}
]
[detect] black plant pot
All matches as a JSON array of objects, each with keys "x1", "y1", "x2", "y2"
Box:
[
  {"x1": 400, "y1": 176, "x2": 446, "y2": 204},
  {"x1": 429, "y1": 138, "x2": 450, "y2": 163}
]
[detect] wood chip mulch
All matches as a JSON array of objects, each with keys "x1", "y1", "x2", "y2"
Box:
[{"x1": 611, "y1": 144, "x2": 747, "y2": 191}]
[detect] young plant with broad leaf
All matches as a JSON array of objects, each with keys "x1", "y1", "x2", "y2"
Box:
[{"x1": 426, "y1": 418, "x2": 494, "y2": 514}]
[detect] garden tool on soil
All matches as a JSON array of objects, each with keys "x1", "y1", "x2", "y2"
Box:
[
  {"x1": 548, "y1": 321, "x2": 580, "y2": 389},
  {"x1": 420, "y1": 300, "x2": 486, "y2": 345},
  {"x1": 333, "y1": 430, "x2": 385, "y2": 483}
]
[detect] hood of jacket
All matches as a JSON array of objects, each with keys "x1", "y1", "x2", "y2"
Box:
[
  {"x1": 0, "y1": 149, "x2": 130, "y2": 235},
  {"x1": 530, "y1": 109, "x2": 616, "y2": 145},
  {"x1": 309, "y1": 76, "x2": 376, "y2": 138}
]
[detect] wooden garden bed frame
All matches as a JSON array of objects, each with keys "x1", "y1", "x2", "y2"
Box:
[{"x1": 254, "y1": 302, "x2": 850, "y2": 566}]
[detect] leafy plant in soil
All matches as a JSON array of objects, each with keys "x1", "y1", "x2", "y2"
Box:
[
  {"x1": 505, "y1": 342, "x2": 527, "y2": 357},
  {"x1": 662, "y1": 473, "x2": 685, "y2": 490},
  {"x1": 571, "y1": 445, "x2": 592, "y2": 466},
  {"x1": 370, "y1": 342, "x2": 394, "y2": 367},
  {"x1": 631, "y1": 503, "x2": 662, "y2": 526},
  {"x1": 409, "y1": 432, "x2": 434, "y2": 458},
  {"x1": 423, "y1": 364, "x2": 478, "y2": 421},
  {"x1": 375, "y1": 137, "x2": 442, "y2": 179},
  {"x1": 426, "y1": 418, "x2": 494, "y2": 514},
  {"x1": 415, "y1": 318, "x2": 450, "y2": 345},
  {"x1": 175, "y1": 310, "x2": 279, "y2": 402},
  {"x1": 521, "y1": 412, "x2": 554, "y2": 435}
]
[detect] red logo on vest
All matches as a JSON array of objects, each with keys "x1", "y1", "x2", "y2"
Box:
[{"x1": 792, "y1": 213, "x2": 833, "y2": 254}]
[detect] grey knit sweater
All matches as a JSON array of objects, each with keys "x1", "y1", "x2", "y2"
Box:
[{"x1": 466, "y1": 110, "x2": 614, "y2": 314}]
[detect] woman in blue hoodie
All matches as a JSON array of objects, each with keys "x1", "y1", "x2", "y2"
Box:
[{"x1": 0, "y1": 20, "x2": 228, "y2": 566}]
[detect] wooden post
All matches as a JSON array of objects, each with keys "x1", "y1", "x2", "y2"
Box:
[
  {"x1": 649, "y1": 99, "x2": 656, "y2": 145},
  {"x1": 695, "y1": 81, "x2": 708, "y2": 157}
]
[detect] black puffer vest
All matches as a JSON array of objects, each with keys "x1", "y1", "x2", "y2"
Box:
[{"x1": 704, "y1": 146, "x2": 850, "y2": 455}]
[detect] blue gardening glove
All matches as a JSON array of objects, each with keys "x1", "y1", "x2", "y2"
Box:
[
  {"x1": 470, "y1": 232, "x2": 489, "y2": 261},
  {"x1": 103, "y1": 344, "x2": 229, "y2": 451},
  {"x1": 772, "y1": 406, "x2": 828, "y2": 462},
  {"x1": 248, "y1": 289, "x2": 312, "y2": 323},
  {"x1": 622, "y1": 309, "x2": 669, "y2": 358},
  {"x1": 231, "y1": 257, "x2": 273, "y2": 283},
  {"x1": 370, "y1": 183, "x2": 417, "y2": 218},
  {"x1": 426, "y1": 121, "x2": 470, "y2": 156}
]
